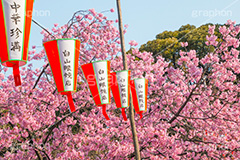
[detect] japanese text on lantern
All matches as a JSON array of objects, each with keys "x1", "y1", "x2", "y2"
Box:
[
  {"x1": 62, "y1": 50, "x2": 72, "y2": 86},
  {"x1": 10, "y1": 2, "x2": 22, "y2": 53},
  {"x1": 97, "y1": 68, "x2": 108, "y2": 102},
  {"x1": 117, "y1": 75, "x2": 128, "y2": 107},
  {"x1": 137, "y1": 83, "x2": 145, "y2": 111}
]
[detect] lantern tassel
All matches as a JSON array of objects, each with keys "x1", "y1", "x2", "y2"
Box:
[
  {"x1": 121, "y1": 108, "x2": 127, "y2": 121},
  {"x1": 101, "y1": 104, "x2": 110, "y2": 120},
  {"x1": 66, "y1": 93, "x2": 76, "y2": 112},
  {"x1": 13, "y1": 65, "x2": 21, "y2": 86},
  {"x1": 138, "y1": 111, "x2": 143, "y2": 120}
]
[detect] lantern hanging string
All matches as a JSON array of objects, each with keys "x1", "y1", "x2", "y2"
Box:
[{"x1": 32, "y1": 19, "x2": 56, "y2": 39}]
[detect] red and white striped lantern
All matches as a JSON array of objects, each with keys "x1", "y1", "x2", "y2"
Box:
[
  {"x1": 130, "y1": 78, "x2": 148, "y2": 120},
  {"x1": 0, "y1": 0, "x2": 34, "y2": 86},
  {"x1": 81, "y1": 60, "x2": 111, "y2": 120},
  {"x1": 111, "y1": 70, "x2": 131, "y2": 121},
  {"x1": 43, "y1": 39, "x2": 81, "y2": 113}
]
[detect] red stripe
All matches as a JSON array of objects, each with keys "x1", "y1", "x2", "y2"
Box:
[
  {"x1": 110, "y1": 72, "x2": 122, "y2": 108},
  {"x1": 81, "y1": 63, "x2": 101, "y2": 105},
  {"x1": 74, "y1": 40, "x2": 80, "y2": 91},
  {"x1": 145, "y1": 79, "x2": 148, "y2": 112},
  {"x1": 0, "y1": 1, "x2": 9, "y2": 64},
  {"x1": 43, "y1": 40, "x2": 64, "y2": 92},
  {"x1": 22, "y1": 0, "x2": 34, "y2": 61},
  {"x1": 130, "y1": 80, "x2": 140, "y2": 113}
]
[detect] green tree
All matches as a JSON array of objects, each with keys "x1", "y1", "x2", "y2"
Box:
[{"x1": 139, "y1": 23, "x2": 222, "y2": 67}]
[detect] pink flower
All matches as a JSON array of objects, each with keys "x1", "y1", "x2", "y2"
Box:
[
  {"x1": 208, "y1": 25, "x2": 215, "y2": 35},
  {"x1": 219, "y1": 26, "x2": 229, "y2": 36},
  {"x1": 181, "y1": 42, "x2": 188, "y2": 47},
  {"x1": 3, "y1": 67, "x2": 8, "y2": 72},
  {"x1": 129, "y1": 40, "x2": 138, "y2": 46},
  {"x1": 87, "y1": 15, "x2": 93, "y2": 20},
  {"x1": 89, "y1": 8, "x2": 97, "y2": 16},
  {"x1": 98, "y1": 13, "x2": 103, "y2": 17},
  {"x1": 0, "y1": 73, "x2": 4, "y2": 80},
  {"x1": 206, "y1": 35, "x2": 218, "y2": 46},
  {"x1": 76, "y1": 15, "x2": 82, "y2": 20},
  {"x1": 110, "y1": 8, "x2": 115, "y2": 12},
  {"x1": 21, "y1": 130, "x2": 29, "y2": 138}
]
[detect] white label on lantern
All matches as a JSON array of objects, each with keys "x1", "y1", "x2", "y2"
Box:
[
  {"x1": 3, "y1": 0, "x2": 25, "y2": 60},
  {"x1": 116, "y1": 71, "x2": 129, "y2": 108},
  {"x1": 58, "y1": 40, "x2": 75, "y2": 91},
  {"x1": 93, "y1": 61, "x2": 109, "y2": 104},
  {"x1": 134, "y1": 79, "x2": 146, "y2": 111}
]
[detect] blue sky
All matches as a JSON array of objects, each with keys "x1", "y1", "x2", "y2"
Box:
[{"x1": 30, "y1": 0, "x2": 240, "y2": 50}]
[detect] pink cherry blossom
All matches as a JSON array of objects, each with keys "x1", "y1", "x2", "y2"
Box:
[
  {"x1": 181, "y1": 42, "x2": 188, "y2": 47},
  {"x1": 110, "y1": 8, "x2": 115, "y2": 12},
  {"x1": 208, "y1": 25, "x2": 215, "y2": 35},
  {"x1": 1, "y1": 9, "x2": 240, "y2": 159},
  {"x1": 129, "y1": 40, "x2": 138, "y2": 46}
]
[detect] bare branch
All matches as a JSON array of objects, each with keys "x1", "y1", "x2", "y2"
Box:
[
  {"x1": 43, "y1": 102, "x2": 89, "y2": 145},
  {"x1": 168, "y1": 67, "x2": 207, "y2": 123}
]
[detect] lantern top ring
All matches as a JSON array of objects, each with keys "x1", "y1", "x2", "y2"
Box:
[{"x1": 43, "y1": 38, "x2": 80, "y2": 44}]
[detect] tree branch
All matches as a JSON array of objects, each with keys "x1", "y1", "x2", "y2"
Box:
[
  {"x1": 34, "y1": 150, "x2": 43, "y2": 160},
  {"x1": 32, "y1": 64, "x2": 49, "y2": 90},
  {"x1": 43, "y1": 102, "x2": 89, "y2": 144},
  {"x1": 32, "y1": 19, "x2": 55, "y2": 39},
  {"x1": 168, "y1": 67, "x2": 207, "y2": 123}
]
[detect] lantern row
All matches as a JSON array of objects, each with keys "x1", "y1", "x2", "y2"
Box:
[
  {"x1": 0, "y1": 0, "x2": 148, "y2": 121},
  {"x1": 44, "y1": 39, "x2": 148, "y2": 120},
  {"x1": 81, "y1": 60, "x2": 148, "y2": 120}
]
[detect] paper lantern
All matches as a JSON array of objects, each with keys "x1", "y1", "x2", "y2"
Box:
[
  {"x1": 130, "y1": 78, "x2": 148, "y2": 120},
  {"x1": 111, "y1": 70, "x2": 131, "y2": 121},
  {"x1": 0, "y1": 0, "x2": 34, "y2": 86},
  {"x1": 81, "y1": 60, "x2": 111, "y2": 120},
  {"x1": 43, "y1": 39, "x2": 81, "y2": 112}
]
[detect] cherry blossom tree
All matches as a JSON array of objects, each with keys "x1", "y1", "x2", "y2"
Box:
[{"x1": 0, "y1": 8, "x2": 240, "y2": 159}]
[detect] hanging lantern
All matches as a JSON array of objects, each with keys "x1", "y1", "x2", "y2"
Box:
[
  {"x1": 130, "y1": 78, "x2": 148, "y2": 120},
  {"x1": 0, "y1": 0, "x2": 34, "y2": 86},
  {"x1": 111, "y1": 70, "x2": 131, "y2": 121},
  {"x1": 81, "y1": 60, "x2": 111, "y2": 120},
  {"x1": 43, "y1": 39, "x2": 81, "y2": 112}
]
